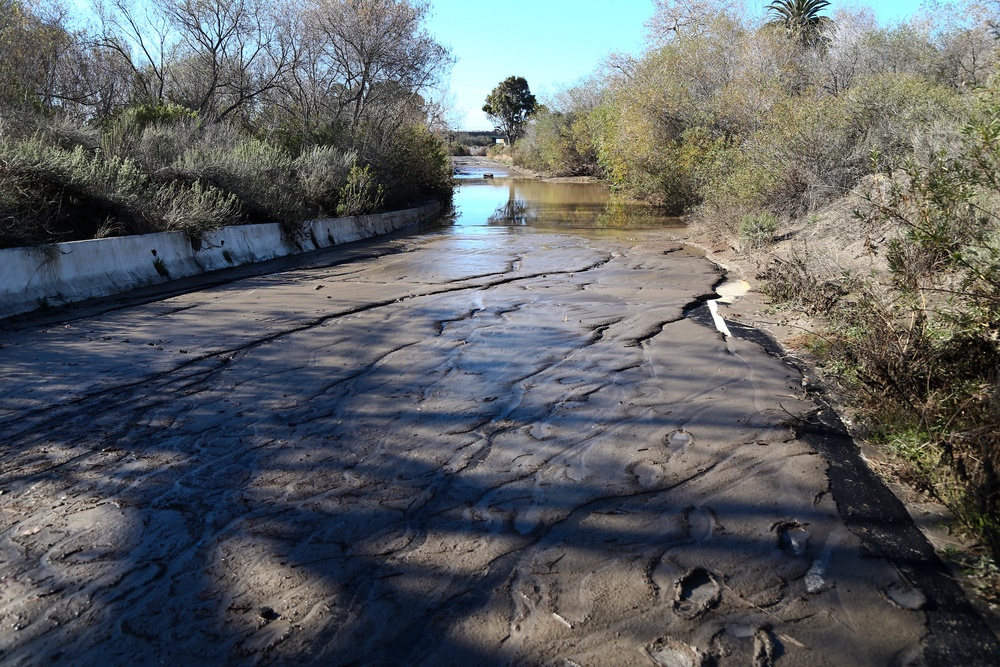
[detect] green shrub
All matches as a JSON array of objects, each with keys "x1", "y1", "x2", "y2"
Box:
[
  {"x1": 806, "y1": 82, "x2": 1000, "y2": 559},
  {"x1": 0, "y1": 131, "x2": 248, "y2": 245},
  {"x1": 295, "y1": 146, "x2": 357, "y2": 215},
  {"x1": 375, "y1": 124, "x2": 452, "y2": 208},
  {"x1": 173, "y1": 136, "x2": 306, "y2": 223},
  {"x1": 738, "y1": 212, "x2": 780, "y2": 248},
  {"x1": 336, "y1": 165, "x2": 384, "y2": 217},
  {"x1": 101, "y1": 104, "x2": 199, "y2": 161},
  {"x1": 150, "y1": 180, "x2": 242, "y2": 234},
  {"x1": 0, "y1": 137, "x2": 150, "y2": 242},
  {"x1": 134, "y1": 123, "x2": 201, "y2": 173}
]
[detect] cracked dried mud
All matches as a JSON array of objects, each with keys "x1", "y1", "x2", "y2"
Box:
[{"x1": 1, "y1": 169, "x2": 997, "y2": 665}]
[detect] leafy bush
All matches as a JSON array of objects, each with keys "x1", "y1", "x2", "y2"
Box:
[
  {"x1": 795, "y1": 83, "x2": 1000, "y2": 558},
  {"x1": 173, "y1": 137, "x2": 306, "y2": 224},
  {"x1": 295, "y1": 145, "x2": 357, "y2": 216},
  {"x1": 0, "y1": 137, "x2": 148, "y2": 241},
  {"x1": 150, "y1": 180, "x2": 242, "y2": 234},
  {"x1": 375, "y1": 124, "x2": 452, "y2": 209},
  {"x1": 515, "y1": 109, "x2": 578, "y2": 175},
  {"x1": 99, "y1": 104, "x2": 199, "y2": 163},
  {"x1": 336, "y1": 165, "x2": 385, "y2": 217},
  {"x1": 738, "y1": 212, "x2": 780, "y2": 248}
]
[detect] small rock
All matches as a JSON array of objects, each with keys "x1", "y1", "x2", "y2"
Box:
[{"x1": 881, "y1": 581, "x2": 928, "y2": 610}]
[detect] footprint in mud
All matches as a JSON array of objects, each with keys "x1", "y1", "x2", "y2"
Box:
[
  {"x1": 683, "y1": 506, "x2": 716, "y2": 543},
  {"x1": 630, "y1": 461, "x2": 663, "y2": 488},
  {"x1": 673, "y1": 567, "x2": 722, "y2": 619},
  {"x1": 651, "y1": 556, "x2": 681, "y2": 601},
  {"x1": 712, "y1": 624, "x2": 778, "y2": 667},
  {"x1": 510, "y1": 572, "x2": 547, "y2": 633},
  {"x1": 646, "y1": 637, "x2": 706, "y2": 667},
  {"x1": 752, "y1": 626, "x2": 778, "y2": 667},
  {"x1": 773, "y1": 521, "x2": 810, "y2": 557},
  {"x1": 665, "y1": 429, "x2": 694, "y2": 455}
]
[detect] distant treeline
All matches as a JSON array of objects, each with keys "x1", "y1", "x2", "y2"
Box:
[
  {"x1": 512, "y1": 0, "x2": 1000, "y2": 560},
  {"x1": 0, "y1": 0, "x2": 454, "y2": 247},
  {"x1": 445, "y1": 131, "x2": 504, "y2": 156},
  {"x1": 514, "y1": 1, "x2": 995, "y2": 220}
]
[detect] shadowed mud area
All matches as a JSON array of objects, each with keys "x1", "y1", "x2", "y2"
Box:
[{"x1": 0, "y1": 171, "x2": 980, "y2": 665}]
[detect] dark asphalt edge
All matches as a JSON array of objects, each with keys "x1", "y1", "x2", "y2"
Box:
[{"x1": 686, "y1": 303, "x2": 1000, "y2": 665}]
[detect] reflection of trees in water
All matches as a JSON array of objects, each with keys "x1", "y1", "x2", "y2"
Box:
[
  {"x1": 488, "y1": 199, "x2": 682, "y2": 229},
  {"x1": 488, "y1": 184, "x2": 532, "y2": 225},
  {"x1": 488, "y1": 198, "x2": 532, "y2": 225},
  {"x1": 595, "y1": 201, "x2": 683, "y2": 228},
  {"x1": 485, "y1": 182, "x2": 683, "y2": 228}
]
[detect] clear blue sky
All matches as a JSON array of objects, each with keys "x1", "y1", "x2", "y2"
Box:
[{"x1": 426, "y1": 1, "x2": 929, "y2": 130}]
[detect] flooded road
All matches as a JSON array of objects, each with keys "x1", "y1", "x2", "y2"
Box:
[{"x1": 1, "y1": 164, "x2": 996, "y2": 665}]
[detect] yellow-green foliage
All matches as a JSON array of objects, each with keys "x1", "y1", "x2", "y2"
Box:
[
  {"x1": 515, "y1": 107, "x2": 599, "y2": 176},
  {"x1": 337, "y1": 164, "x2": 384, "y2": 217},
  {"x1": 516, "y1": 5, "x2": 978, "y2": 221}
]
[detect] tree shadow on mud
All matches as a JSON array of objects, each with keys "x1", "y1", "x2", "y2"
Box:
[{"x1": 0, "y1": 245, "x2": 997, "y2": 666}]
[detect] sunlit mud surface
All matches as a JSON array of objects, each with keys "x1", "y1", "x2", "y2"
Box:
[{"x1": 0, "y1": 173, "x2": 931, "y2": 665}]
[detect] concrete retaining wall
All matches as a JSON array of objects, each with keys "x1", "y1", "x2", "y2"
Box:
[{"x1": 0, "y1": 202, "x2": 441, "y2": 319}]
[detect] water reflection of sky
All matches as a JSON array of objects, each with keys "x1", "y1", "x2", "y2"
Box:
[{"x1": 451, "y1": 178, "x2": 683, "y2": 233}]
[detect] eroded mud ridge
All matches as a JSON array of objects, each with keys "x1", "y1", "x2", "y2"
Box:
[{"x1": 0, "y1": 231, "x2": 942, "y2": 664}]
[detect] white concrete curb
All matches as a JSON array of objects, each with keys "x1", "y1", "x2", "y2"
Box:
[{"x1": 0, "y1": 203, "x2": 441, "y2": 319}]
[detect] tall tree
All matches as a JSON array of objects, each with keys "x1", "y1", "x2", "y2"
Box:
[
  {"x1": 162, "y1": 0, "x2": 295, "y2": 123},
  {"x1": 765, "y1": 0, "x2": 831, "y2": 48},
  {"x1": 90, "y1": 0, "x2": 297, "y2": 123},
  {"x1": 645, "y1": 0, "x2": 734, "y2": 43},
  {"x1": 306, "y1": 0, "x2": 451, "y2": 146},
  {"x1": 0, "y1": 0, "x2": 74, "y2": 112},
  {"x1": 482, "y1": 76, "x2": 537, "y2": 145}
]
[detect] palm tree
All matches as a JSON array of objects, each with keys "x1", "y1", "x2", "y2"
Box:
[{"x1": 765, "y1": 0, "x2": 832, "y2": 48}]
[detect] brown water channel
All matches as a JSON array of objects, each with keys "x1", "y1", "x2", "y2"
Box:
[
  {"x1": 0, "y1": 170, "x2": 993, "y2": 665},
  {"x1": 450, "y1": 166, "x2": 677, "y2": 231}
]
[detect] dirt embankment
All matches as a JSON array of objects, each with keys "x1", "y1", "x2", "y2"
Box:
[{"x1": 677, "y1": 209, "x2": 1000, "y2": 637}]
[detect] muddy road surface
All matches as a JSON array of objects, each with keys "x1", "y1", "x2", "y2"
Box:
[{"x1": 1, "y1": 164, "x2": 998, "y2": 665}]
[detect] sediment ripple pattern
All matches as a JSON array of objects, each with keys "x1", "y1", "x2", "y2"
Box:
[{"x1": 0, "y1": 232, "x2": 930, "y2": 665}]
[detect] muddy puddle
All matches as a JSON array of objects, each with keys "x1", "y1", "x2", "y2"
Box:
[
  {"x1": 449, "y1": 165, "x2": 684, "y2": 233},
  {"x1": 0, "y1": 163, "x2": 996, "y2": 665}
]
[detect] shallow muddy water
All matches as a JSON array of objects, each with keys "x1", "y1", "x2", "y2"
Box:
[
  {"x1": 450, "y1": 167, "x2": 682, "y2": 232},
  {"x1": 0, "y1": 168, "x2": 993, "y2": 665}
]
